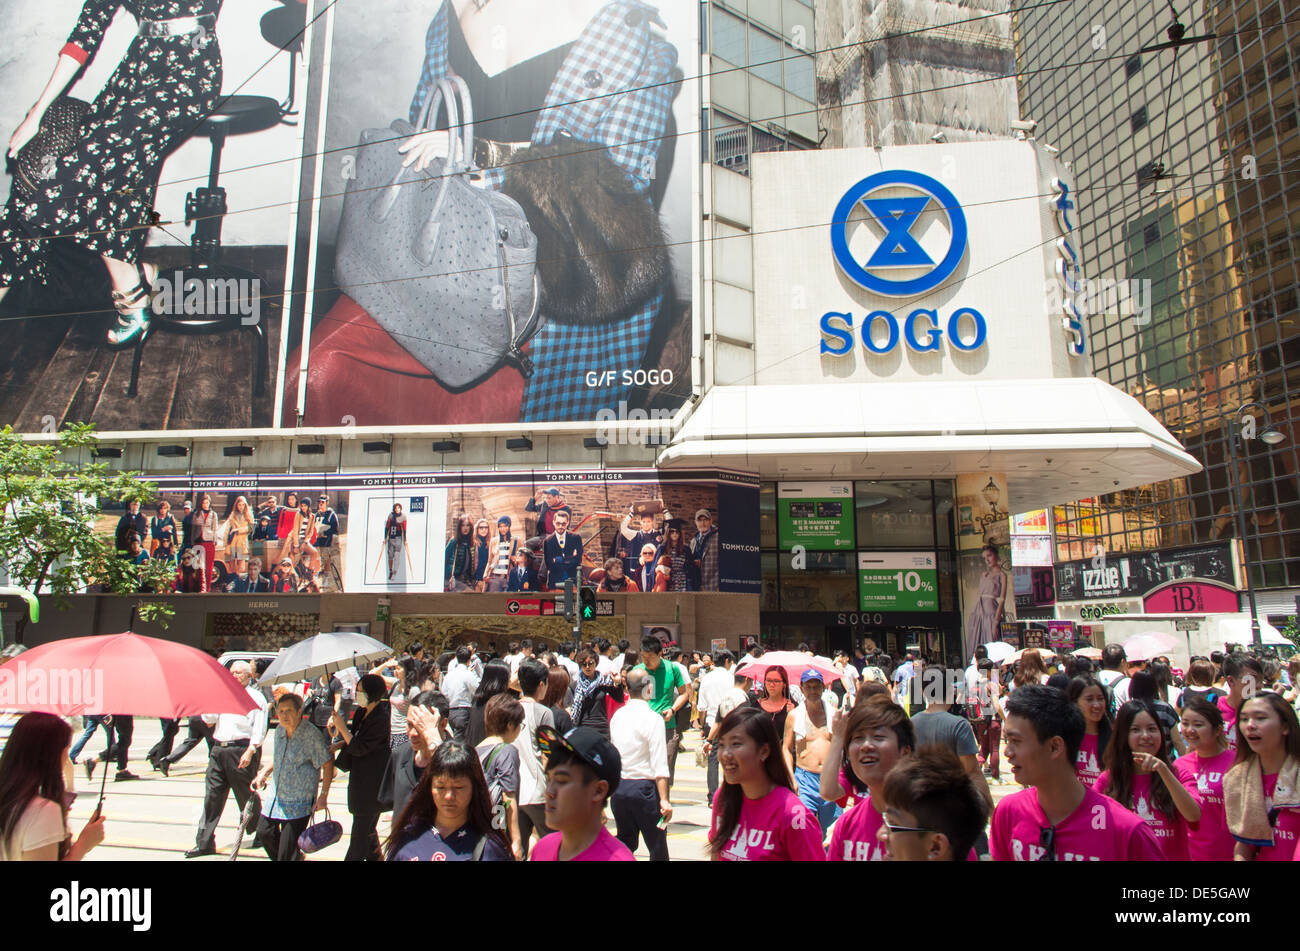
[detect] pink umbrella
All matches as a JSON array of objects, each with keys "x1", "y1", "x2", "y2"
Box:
[
  {"x1": 1121, "y1": 632, "x2": 1179, "y2": 663},
  {"x1": 2, "y1": 631, "x2": 257, "y2": 718},
  {"x1": 734, "y1": 651, "x2": 842, "y2": 686}
]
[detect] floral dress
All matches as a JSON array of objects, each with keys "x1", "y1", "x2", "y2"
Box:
[{"x1": 0, "y1": 1, "x2": 223, "y2": 287}]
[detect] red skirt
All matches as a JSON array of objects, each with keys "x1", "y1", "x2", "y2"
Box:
[{"x1": 283, "y1": 295, "x2": 524, "y2": 426}]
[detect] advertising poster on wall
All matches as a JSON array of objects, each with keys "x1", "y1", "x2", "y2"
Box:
[
  {"x1": 956, "y1": 472, "x2": 1010, "y2": 550},
  {"x1": 92, "y1": 468, "x2": 760, "y2": 595},
  {"x1": 285, "y1": 0, "x2": 699, "y2": 427},
  {"x1": 960, "y1": 541, "x2": 1015, "y2": 661},
  {"x1": 1046, "y1": 620, "x2": 1075, "y2": 652},
  {"x1": 857, "y1": 552, "x2": 938, "y2": 612},
  {"x1": 1010, "y1": 509, "x2": 1051, "y2": 535},
  {"x1": 0, "y1": 0, "x2": 306, "y2": 432},
  {"x1": 778, "y1": 482, "x2": 854, "y2": 550}
]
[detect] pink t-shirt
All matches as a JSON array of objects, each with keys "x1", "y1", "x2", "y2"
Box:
[
  {"x1": 1095, "y1": 770, "x2": 1189, "y2": 861},
  {"x1": 1173, "y1": 748, "x2": 1236, "y2": 861},
  {"x1": 990, "y1": 785, "x2": 1164, "y2": 861},
  {"x1": 1217, "y1": 696, "x2": 1238, "y2": 750},
  {"x1": 1257, "y1": 773, "x2": 1300, "y2": 862},
  {"x1": 710, "y1": 785, "x2": 825, "y2": 861},
  {"x1": 529, "y1": 827, "x2": 635, "y2": 862},
  {"x1": 827, "y1": 797, "x2": 886, "y2": 861},
  {"x1": 1075, "y1": 733, "x2": 1103, "y2": 788}
]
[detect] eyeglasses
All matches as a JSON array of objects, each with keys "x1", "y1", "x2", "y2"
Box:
[
  {"x1": 881, "y1": 817, "x2": 931, "y2": 834},
  {"x1": 1037, "y1": 825, "x2": 1056, "y2": 861}
]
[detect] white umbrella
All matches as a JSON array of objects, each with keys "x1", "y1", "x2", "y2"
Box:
[
  {"x1": 1001, "y1": 647, "x2": 1056, "y2": 666},
  {"x1": 257, "y1": 631, "x2": 393, "y2": 686},
  {"x1": 1071, "y1": 646, "x2": 1103, "y2": 660},
  {"x1": 1121, "y1": 632, "x2": 1179, "y2": 663},
  {"x1": 983, "y1": 641, "x2": 1016, "y2": 664},
  {"x1": 1217, "y1": 618, "x2": 1288, "y2": 647}
]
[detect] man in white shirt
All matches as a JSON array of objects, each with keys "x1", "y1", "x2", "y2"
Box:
[
  {"x1": 595, "y1": 638, "x2": 621, "y2": 677},
  {"x1": 697, "y1": 649, "x2": 738, "y2": 805},
  {"x1": 441, "y1": 646, "x2": 481, "y2": 740},
  {"x1": 446, "y1": 641, "x2": 485, "y2": 678},
  {"x1": 609, "y1": 668, "x2": 671, "y2": 861},
  {"x1": 514, "y1": 658, "x2": 556, "y2": 858},
  {"x1": 186, "y1": 661, "x2": 268, "y2": 858},
  {"x1": 556, "y1": 642, "x2": 581, "y2": 682}
]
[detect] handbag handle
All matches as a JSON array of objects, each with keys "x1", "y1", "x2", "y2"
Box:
[{"x1": 370, "y1": 75, "x2": 470, "y2": 224}]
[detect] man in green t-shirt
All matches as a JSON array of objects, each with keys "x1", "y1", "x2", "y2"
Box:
[{"x1": 633, "y1": 635, "x2": 688, "y2": 793}]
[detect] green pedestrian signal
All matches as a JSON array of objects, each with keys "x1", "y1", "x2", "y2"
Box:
[{"x1": 579, "y1": 585, "x2": 597, "y2": 620}]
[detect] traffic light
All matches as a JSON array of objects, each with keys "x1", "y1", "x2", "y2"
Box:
[
  {"x1": 562, "y1": 578, "x2": 576, "y2": 622},
  {"x1": 579, "y1": 585, "x2": 597, "y2": 621}
]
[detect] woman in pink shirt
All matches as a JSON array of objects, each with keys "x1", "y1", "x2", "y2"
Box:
[
  {"x1": 1172, "y1": 697, "x2": 1235, "y2": 861},
  {"x1": 1067, "y1": 674, "x2": 1111, "y2": 789},
  {"x1": 1227, "y1": 694, "x2": 1300, "y2": 861},
  {"x1": 709, "y1": 707, "x2": 824, "y2": 861},
  {"x1": 1096, "y1": 700, "x2": 1199, "y2": 860},
  {"x1": 826, "y1": 696, "x2": 914, "y2": 861}
]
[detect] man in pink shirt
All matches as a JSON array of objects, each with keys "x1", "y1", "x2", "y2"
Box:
[
  {"x1": 991, "y1": 685, "x2": 1164, "y2": 861},
  {"x1": 1218, "y1": 653, "x2": 1263, "y2": 750},
  {"x1": 530, "y1": 726, "x2": 635, "y2": 862}
]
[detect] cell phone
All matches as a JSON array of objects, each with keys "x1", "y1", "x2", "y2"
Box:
[{"x1": 656, "y1": 814, "x2": 668, "y2": 830}]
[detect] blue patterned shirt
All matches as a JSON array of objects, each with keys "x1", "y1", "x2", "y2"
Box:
[{"x1": 265, "y1": 720, "x2": 331, "y2": 821}]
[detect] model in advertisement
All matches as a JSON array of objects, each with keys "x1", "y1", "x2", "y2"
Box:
[
  {"x1": 292, "y1": 0, "x2": 685, "y2": 425},
  {"x1": 966, "y1": 544, "x2": 1010, "y2": 652},
  {"x1": 0, "y1": 0, "x2": 222, "y2": 346},
  {"x1": 543, "y1": 509, "x2": 583, "y2": 588},
  {"x1": 378, "y1": 503, "x2": 413, "y2": 581},
  {"x1": 314, "y1": 494, "x2": 343, "y2": 592}
]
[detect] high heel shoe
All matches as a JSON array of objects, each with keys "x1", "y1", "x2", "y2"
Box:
[{"x1": 107, "y1": 262, "x2": 156, "y2": 348}]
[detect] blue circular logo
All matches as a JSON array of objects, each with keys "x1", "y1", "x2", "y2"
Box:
[{"x1": 830, "y1": 170, "x2": 968, "y2": 297}]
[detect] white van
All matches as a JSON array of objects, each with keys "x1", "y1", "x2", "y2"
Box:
[{"x1": 1092, "y1": 613, "x2": 1296, "y2": 671}]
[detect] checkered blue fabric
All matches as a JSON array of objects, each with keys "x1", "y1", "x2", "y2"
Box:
[{"x1": 410, "y1": 0, "x2": 681, "y2": 421}]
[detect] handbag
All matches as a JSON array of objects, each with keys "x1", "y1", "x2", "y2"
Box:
[
  {"x1": 297, "y1": 808, "x2": 344, "y2": 854},
  {"x1": 335, "y1": 75, "x2": 540, "y2": 390},
  {"x1": 12, "y1": 96, "x2": 91, "y2": 197}
]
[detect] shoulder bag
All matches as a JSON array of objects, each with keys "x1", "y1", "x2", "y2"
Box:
[{"x1": 335, "y1": 76, "x2": 540, "y2": 390}]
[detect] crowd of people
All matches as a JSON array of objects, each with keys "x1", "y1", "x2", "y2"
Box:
[
  {"x1": 444, "y1": 488, "x2": 721, "y2": 592},
  {"x1": 2, "y1": 635, "x2": 1297, "y2": 862},
  {"x1": 112, "y1": 492, "x2": 342, "y2": 594}
]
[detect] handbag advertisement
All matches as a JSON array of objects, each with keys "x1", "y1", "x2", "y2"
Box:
[{"x1": 284, "y1": 0, "x2": 699, "y2": 426}]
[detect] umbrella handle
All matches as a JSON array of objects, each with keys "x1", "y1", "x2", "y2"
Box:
[{"x1": 94, "y1": 754, "x2": 108, "y2": 820}]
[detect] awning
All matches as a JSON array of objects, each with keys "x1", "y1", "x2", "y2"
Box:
[{"x1": 656, "y1": 378, "x2": 1201, "y2": 512}]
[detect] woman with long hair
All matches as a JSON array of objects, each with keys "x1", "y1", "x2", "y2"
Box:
[
  {"x1": 1066, "y1": 674, "x2": 1112, "y2": 788},
  {"x1": 1012, "y1": 650, "x2": 1049, "y2": 691},
  {"x1": 176, "y1": 545, "x2": 207, "y2": 592},
  {"x1": 276, "y1": 492, "x2": 299, "y2": 545},
  {"x1": 965, "y1": 545, "x2": 1008, "y2": 650},
  {"x1": 485, "y1": 516, "x2": 517, "y2": 593},
  {"x1": 444, "y1": 514, "x2": 476, "y2": 592},
  {"x1": 0, "y1": 713, "x2": 104, "y2": 861},
  {"x1": 1096, "y1": 700, "x2": 1199, "y2": 860},
  {"x1": 0, "y1": 1, "x2": 223, "y2": 347},
  {"x1": 708, "y1": 707, "x2": 824, "y2": 861},
  {"x1": 464, "y1": 659, "x2": 512, "y2": 748},
  {"x1": 224, "y1": 496, "x2": 253, "y2": 574},
  {"x1": 193, "y1": 493, "x2": 218, "y2": 587},
  {"x1": 385, "y1": 740, "x2": 512, "y2": 861},
  {"x1": 471, "y1": 518, "x2": 493, "y2": 591},
  {"x1": 1173, "y1": 697, "x2": 1235, "y2": 861},
  {"x1": 149, "y1": 500, "x2": 176, "y2": 562},
  {"x1": 1224, "y1": 693, "x2": 1300, "y2": 861},
  {"x1": 826, "y1": 695, "x2": 915, "y2": 861},
  {"x1": 655, "y1": 519, "x2": 694, "y2": 592},
  {"x1": 278, "y1": 497, "x2": 318, "y2": 571},
  {"x1": 543, "y1": 666, "x2": 573, "y2": 734},
  {"x1": 752, "y1": 665, "x2": 796, "y2": 742}
]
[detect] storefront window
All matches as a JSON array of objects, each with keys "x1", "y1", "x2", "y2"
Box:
[
  {"x1": 761, "y1": 551, "x2": 780, "y2": 611},
  {"x1": 777, "y1": 551, "x2": 857, "y2": 612},
  {"x1": 760, "y1": 483, "x2": 777, "y2": 548},
  {"x1": 855, "y1": 481, "x2": 935, "y2": 548},
  {"x1": 934, "y1": 480, "x2": 956, "y2": 548}
]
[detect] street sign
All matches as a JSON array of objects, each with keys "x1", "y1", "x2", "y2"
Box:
[
  {"x1": 547, "y1": 596, "x2": 615, "y2": 617},
  {"x1": 506, "y1": 599, "x2": 541, "y2": 616}
]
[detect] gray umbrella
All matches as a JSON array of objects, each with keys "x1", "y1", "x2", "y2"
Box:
[{"x1": 256, "y1": 631, "x2": 393, "y2": 686}]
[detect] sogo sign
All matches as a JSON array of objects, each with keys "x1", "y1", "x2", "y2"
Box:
[{"x1": 821, "y1": 170, "x2": 988, "y2": 356}]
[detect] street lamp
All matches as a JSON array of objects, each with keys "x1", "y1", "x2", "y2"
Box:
[{"x1": 1218, "y1": 402, "x2": 1288, "y2": 648}]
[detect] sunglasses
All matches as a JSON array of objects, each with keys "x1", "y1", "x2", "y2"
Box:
[
  {"x1": 881, "y1": 817, "x2": 931, "y2": 835},
  {"x1": 1037, "y1": 825, "x2": 1056, "y2": 861}
]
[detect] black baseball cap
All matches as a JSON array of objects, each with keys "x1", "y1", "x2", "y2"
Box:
[{"x1": 537, "y1": 726, "x2": 621, "y2": 794}]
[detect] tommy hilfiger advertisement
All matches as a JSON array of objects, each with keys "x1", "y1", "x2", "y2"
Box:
[
  {"x1": 283, "y1": 0, "x2": 699, "y2": 427},
  {"x1": 95, "y1": 468, "x2": 759, "y2": 595}
]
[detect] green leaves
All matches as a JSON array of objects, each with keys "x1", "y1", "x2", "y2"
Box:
[{"x1": 0, "y1": 425, "x2": 175, "y2": 636}]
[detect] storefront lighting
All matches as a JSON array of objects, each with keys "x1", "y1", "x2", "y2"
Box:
[
  {"x1": 92, "y1": 447, "x2": 123, "y2": 459},
  {"x1": 583, "y1": 437, "x2": 604, "y2": 450},
  {"x1": 506, "y1": 437, "x2": 533, "y2": 452},
  {"x1": 981, "y1": 477, "x2": 1000, "y2": 507},
  {"x1": 222, "y1": 446, "x2": 254, "y2": 457},
  {"x1": 432, "y1": 440, "x2": 461, "y2": 453},
  {"x1": 362, "y1": 441, "x2": 391, "y2": 454},
  {"x1": 296, "y1": 443, "x2": 326, "y2": 455},
  {"x1": 156, "y1": 445, "x2": 188, "y2": 457}
]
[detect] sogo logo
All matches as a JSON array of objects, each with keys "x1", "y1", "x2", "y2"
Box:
[{"x1": 821, "y1": 170, "x2": 987, "y2": 356}]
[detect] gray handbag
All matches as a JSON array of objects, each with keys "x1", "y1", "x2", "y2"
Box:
[{"x1": 335, "y1": 76, "x2": 540, "y2": 389}]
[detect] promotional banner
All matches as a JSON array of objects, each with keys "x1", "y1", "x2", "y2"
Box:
[
  {"x1": 1013, "y1": 565, "x2": 1056, "y2": 611},
  {"x1": 287, "y1": 0, "x2": 699, "y2": 427},
  {"x1": 0, "y1": 0, "x2": 304, "y2": 432},
  {"x1": 857, "y1": 552, "x2": 938, "y2": 612},
  {"x1": 96, "y1": 468, "x2": 761, "y2": 595},
  {"x1": 1010, "y1": 509, "x2": 1051, "y2": 535},
  {"x1": 960, "y1": 541, "x2": 1015, "y2": 660},
  {"x1": 956, "y1": 472, "x2": 1010, "y2": 550},
  {"x1": 1054, "y1": 542, "x2": 1235, "y2": 602},
  {"x1": 778, "y1": 482, "x2": 854, "y2": 550},
  {"x1": 1046, "y1": 620, "x2": 1075, "y2": 651},
  {"x1": 1010, "y1": 535, "x2": 1054, "y2": 567}
]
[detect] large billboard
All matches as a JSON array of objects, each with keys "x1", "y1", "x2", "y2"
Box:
[
  {"x1": 94, "y1": 468, "x2": 759, "y2": 594},
  {"x1": 283, "y1": 0, "x2": 699, "y2": 426},
  {"x1": 0, "y1": 0, "x2": 306, "y2": 432}
]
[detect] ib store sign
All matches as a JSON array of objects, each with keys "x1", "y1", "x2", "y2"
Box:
[{"x1": 821, "y1": 170, "x2": 987, "y2": 357}]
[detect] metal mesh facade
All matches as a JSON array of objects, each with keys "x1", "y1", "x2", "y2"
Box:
[{"x1": 1013, "y1": 0, "x2": 1300, "y2": 593}]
